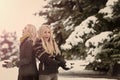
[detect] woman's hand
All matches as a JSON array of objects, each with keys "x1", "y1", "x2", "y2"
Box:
[{"x1": 2, "y1": 60, "x2": 15, "y2": 68}]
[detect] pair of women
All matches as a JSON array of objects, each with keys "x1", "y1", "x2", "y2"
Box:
[{"x1": 5, "y1": 24, "x2": 69, "y2": 80}]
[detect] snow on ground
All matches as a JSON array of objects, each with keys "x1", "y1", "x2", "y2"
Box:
[
  {"x1": 0, "y1": 60, "x2": 117, "y2": 80},
  {"x1": 59, "y1": 77, "x2": 115, "y2": 80},
  {"x1": 59, "y1": 60, "x2": 117, "y2": 80},
  {"x1": 0, "y1": 61, "x2": 18, "y2": 80}
]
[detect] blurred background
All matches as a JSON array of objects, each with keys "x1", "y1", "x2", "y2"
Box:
[{"x1": 0, "y1": 0, "x2": 120, "y2": 80}]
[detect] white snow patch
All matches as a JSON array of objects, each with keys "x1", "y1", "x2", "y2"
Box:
[
  {"x1": 85, "y1": 31, "x2": 112, "y2": 47},
  {"x1": 61, "y1": 16, "x2": 97, "y2": 50},
  {"x1": 99, "y1": 0, "x2": 119, "y2": 18}
]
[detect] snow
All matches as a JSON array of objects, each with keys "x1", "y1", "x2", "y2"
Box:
[
  {"x1": 61, "y1": 16, "x2": 97, "y2": 50},
  {"x1": 1, "y1": 43, "x2": 9, "y2": 49},
  {"x1": 84, "y1": 31, "x2": 112, "y2": 63},
  {"x1": 99, "y1": 0, "x2": 119, "y2": 18},
  {"x1": 85, "y1": 55, "x2": 95, "y2": 63},
  {"x1": 85, "y1": 31, "x2": 112, "y2": 47},
  {"x1": 63, "y1": 16, "x2": 74, "y2": 31},
  {"x1": 0, "y1": 60, "x2": 117, "y2": 80},
  {"x1": 106, "y1": 0, "x2": 118, "y2": 6},
  {"x1": 0, "y1": 37, "x2": 4, "y2": 42},
  {"x1": 0, "y1": 61, "x2": 18, "y2": 80}
]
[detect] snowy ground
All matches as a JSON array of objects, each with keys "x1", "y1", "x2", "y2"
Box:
[{"x1": 0, "y1": 60, "x2": 119, "y2": 80}]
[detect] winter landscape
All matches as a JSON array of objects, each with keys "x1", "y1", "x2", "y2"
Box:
[
  {"x1": 0, "y1": 0, "x2": 120, "y2": 80},
  {"x1": 0, "y1": 60, "x2": 119, "y2": 80}
]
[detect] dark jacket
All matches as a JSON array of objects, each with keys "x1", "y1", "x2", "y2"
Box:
[
  {"x1": 33, "y1": 39, "x2": 59, "y2": 75},
  {"x1": 16, "y1": 37, "x2": 38, "y2": 77}
]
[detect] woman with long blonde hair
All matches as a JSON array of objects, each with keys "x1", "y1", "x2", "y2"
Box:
[
  {"x1": 37, "y1": 24, "x2": 60, "y2": 55},
  {"x1": 33, "y1": 24, "x2": 70, "y2": 80},
  {"x1": 4, "y1": 24, "x2": 38, "y2": 80},
  {"x1": 17, "y1": 24, "x2": 38, "y2": 80},
  {"x1": 20, "y1": 24, "x2": 37, "y2": 44}
]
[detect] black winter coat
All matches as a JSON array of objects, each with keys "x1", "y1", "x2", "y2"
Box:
[
  {"x1": 16, "y1": 37, "x2": 38, "y2": 77},
  {"x1": 33, "y1": 39, "x2": 59, "y2": 75}
]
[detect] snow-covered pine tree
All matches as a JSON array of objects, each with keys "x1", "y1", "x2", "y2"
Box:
[
  {"x1": 95, "y1": 31, "x2": 120, "y2": 76},
  {"x1": 36, "y1": 0, "x2": 120, "y2": 75},
  {"x1": 36, "y1": 0, "x2": 108, "y2": 59},
  {"x1": 0, "y1": 31, "x2": 19, "y2": 61},
  {"x1": 85, "y1": 0, "x2": 120, "y2": 75}
]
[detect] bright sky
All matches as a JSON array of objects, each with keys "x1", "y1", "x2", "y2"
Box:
[{"x1": 0, "y1": 0, "x2": 47, "y2": 37}]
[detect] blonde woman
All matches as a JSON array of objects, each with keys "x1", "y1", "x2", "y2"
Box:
[
  {"x1": 4, "y1": 24, "x2": 38, "y2": 80},
  {"x1": 33, "y1": 24, "x2": 69, "y2": 80}
]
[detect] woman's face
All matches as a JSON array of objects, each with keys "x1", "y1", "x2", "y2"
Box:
[{"x1": 42, "y1": 27, "x2": 51, "y2": 41}]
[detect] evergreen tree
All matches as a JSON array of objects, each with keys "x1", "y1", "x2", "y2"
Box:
[
  {"x1": 37, "y1": 0, "x2": 108, "y2": 58},
  {"x1": 94, "y1": 31, "x2": 120, "y2": 76},
  {"x1": 85, "y1": 0, "x2": 120, "y2": 75},
  {"x1": 36, "y1": 0, "x2": 120, "y2": 75},
  {"x1": 0, "y1": 31, "x2": 19, "y2": 61}
]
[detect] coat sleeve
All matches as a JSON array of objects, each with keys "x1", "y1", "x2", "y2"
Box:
[
  {"x1": 16, "y1": 40, "x2": 33, "y2": 67},
  {"x1": 33, "y1": 40, "x2": 59, "y2": 66}
]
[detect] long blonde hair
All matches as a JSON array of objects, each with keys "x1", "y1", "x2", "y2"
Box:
[
  {"x1": 20, "y1": 24, "x2": 37, "y2": 45},
  {"x1": 38, "y1": 24, "x2": 61, "y2": 55}
]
